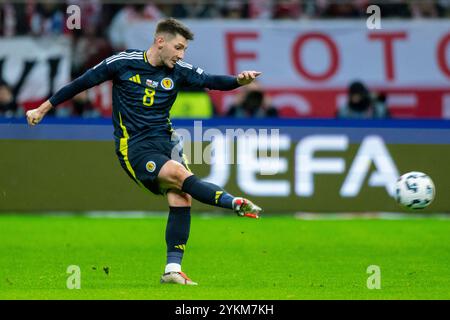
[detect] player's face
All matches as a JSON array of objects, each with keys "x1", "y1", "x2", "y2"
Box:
[{"x1": 160, "y1": 34, "x2": 188, "y2": 69}]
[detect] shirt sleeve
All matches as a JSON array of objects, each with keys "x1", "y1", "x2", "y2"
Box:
[
  {"x1": 178, "y1": 62, "x2": 241, "y2": 91},
  {"x1": 49, "y1": 58, "x2": 115, "y2": 107}
]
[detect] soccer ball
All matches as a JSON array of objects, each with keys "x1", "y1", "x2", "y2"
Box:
[{"x1": 395, "y1": 171, "x2": 435, "y2": 209}]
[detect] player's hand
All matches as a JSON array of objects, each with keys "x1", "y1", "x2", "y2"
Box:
[
  {"x1": 237, "y1": 71, "x2": 261, "y2": 86},
  {"x1": 26, "y1": 100, "x2": 52, "y2": 126},
  {"x1": 26, "y1": 108, "x2": 46, "y2": 126}
]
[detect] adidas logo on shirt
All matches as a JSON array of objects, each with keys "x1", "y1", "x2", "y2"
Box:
[{"x1": 129, "y1": 74, "x2": 141, "y2": 84}]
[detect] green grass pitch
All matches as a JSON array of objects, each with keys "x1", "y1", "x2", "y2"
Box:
[{"x1": 0, "y1": 214, "x2": 449, "y2": 300}]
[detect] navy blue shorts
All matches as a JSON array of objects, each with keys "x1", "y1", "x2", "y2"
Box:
[{"x1": 116, "y1": 137, "x2": 190, "y2": 195}]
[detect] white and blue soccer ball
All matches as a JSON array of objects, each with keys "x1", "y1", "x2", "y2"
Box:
[{"x1": 395, "y1": 171, "x2": 435, "y2": 209}]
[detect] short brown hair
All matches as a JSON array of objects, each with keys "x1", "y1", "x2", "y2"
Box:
[{"x1": 155, "y1": 18, "x2": 194, "y2": 41}]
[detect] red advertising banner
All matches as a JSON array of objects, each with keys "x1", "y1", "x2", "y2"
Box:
[{"x1": 1, "y1": 21, "x2": 449, "y2": 118}]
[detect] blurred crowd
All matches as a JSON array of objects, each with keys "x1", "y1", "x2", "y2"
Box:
[
  {"x1": 1, "y1": 0, "x2": 450, "y2": 39},
  {"x1": 0, "y1": 1, "x2": 448, "y2": 119}
]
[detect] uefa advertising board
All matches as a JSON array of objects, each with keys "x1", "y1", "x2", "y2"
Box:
[{"x1": 0, "y1": 119, "x2": 449, "y2": 213}]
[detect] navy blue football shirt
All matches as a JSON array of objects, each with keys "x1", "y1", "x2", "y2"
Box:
[{"x1": 49, "y1": 50, "x2": 240, "y2": 148}]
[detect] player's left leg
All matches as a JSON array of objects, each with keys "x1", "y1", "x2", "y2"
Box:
[
  {"x1": 160, "y1": 189, "x2": 197, "y2": 285},
  {"x1": 158, "y1": 160, "x2": 262, "y2": 218}
]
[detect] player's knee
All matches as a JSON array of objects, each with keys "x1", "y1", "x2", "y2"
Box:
[
  {"x1": 159, "y1": 160, "x2": 192, "y2": 190},
  {"x1": 170, "y1": 162, "x2": 192, "y2": 189},
  {"x1": 175, "y1": 195, "x2": 192, "y2": 207},
  {"x1": 167, "y1": 191, "x2": 192, "y2": 207},
  {"x1": 181, "y1": 193, "x2": 192, "y2": 206}
]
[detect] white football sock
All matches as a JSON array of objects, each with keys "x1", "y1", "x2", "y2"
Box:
[{"x1": 165, "y1": 263, "x2": 181, "y2": 273}]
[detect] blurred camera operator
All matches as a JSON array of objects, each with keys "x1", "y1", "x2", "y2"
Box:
[{"x1": 337, "y1": 80, "x2": 389, "y2": 119}]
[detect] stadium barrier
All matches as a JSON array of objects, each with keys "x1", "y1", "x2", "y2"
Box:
[{"x1": 0, "y1": 118, "x2": 449, "y2": 213}]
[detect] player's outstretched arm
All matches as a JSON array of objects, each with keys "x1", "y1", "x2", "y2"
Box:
[
  {"x1": 26, "y1": 100, "x2": 53, "y2": 126},
  {"x1": 25, "y1": 58, "x2": 114, "y2": 126},
  {"x1": 200, "y1": 70, "x2": 262, "y2": 91},
  {"x1": 236, "y1": 70, "x2": 262, "y2": 86}
]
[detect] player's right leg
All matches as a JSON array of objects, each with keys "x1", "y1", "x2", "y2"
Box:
[
  {"x1": 157, "y1": 160, "x2": 262, "y2": 218},
  {"x1": 160, "y1": 189, "x2": 197, "y2": 285}
]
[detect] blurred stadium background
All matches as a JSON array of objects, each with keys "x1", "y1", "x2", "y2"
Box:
[{"x1": 0, "y1": 0, "x2": 449, "y2": 300}]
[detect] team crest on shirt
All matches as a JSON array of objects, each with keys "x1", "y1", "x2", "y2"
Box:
[
  {"x1": 161, "y1": 78, "x2": 174, "y2": 90},
  {"x1": 146, "y1": 79, "x2": 159, "y2": 88},
  {"x1": 146, "y1": 161, "x2": 156, "y2": 173}
]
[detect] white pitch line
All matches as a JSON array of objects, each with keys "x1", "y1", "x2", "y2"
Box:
[{"x1": 5, "y1": 211, "x2": 449, "y2": 220}]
